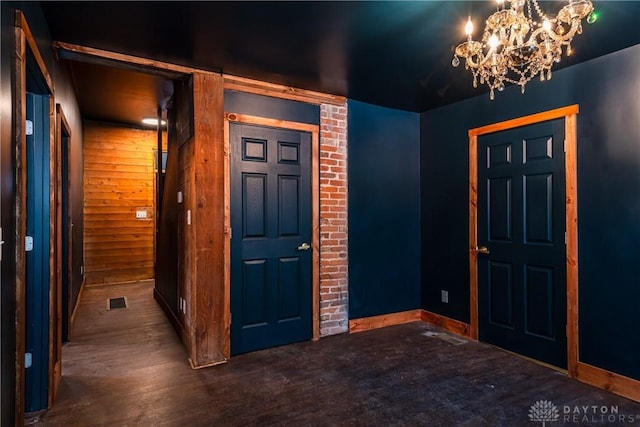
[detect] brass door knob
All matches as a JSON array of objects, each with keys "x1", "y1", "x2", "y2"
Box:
[
  {"x1": 476, "y1": 246, "x2": 490, "y2": 254},
  {"x1": 297, "y1": 242, "x2": 311, "y2": 251}
]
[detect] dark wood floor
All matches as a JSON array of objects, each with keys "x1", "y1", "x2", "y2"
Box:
[{"x1": 35, "y1": 281, "x2": 640, "y2": 426}]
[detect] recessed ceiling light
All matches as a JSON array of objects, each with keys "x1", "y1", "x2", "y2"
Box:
[{"x1": 142, "y1": 117, "x2": 167, "y2": 126}]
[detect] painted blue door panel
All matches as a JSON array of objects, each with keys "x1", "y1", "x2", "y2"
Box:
[
  {"x1": 231, "y1": 124, "x2": 312, "y2": 355},
  {"x1": 25, "y1": 93, "x2": 50, "y2": 412},
  {"x1": 478, "y1": 119, "x2": 567, "y2": 368}
]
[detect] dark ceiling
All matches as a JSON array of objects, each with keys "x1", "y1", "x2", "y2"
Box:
[{"x1": 41, "y1": 1, "x2": 640, "y2": 125}]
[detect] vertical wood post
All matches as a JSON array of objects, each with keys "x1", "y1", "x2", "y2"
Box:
[{"x1": 189, "y1": 72, "x2": 228, "y2": 367}]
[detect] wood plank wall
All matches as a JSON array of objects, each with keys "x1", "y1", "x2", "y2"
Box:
[{"x1": 83, "y1": 122, "x2": 162, "y2": 285}]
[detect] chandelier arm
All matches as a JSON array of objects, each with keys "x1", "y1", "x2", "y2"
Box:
[
  {"x1": 464, "y1": 56, "x2": 482, "y2": 69},
  {"x1": 477, "y1": 46, "x2": 500, "y2": 68},
  {"x1": 532, "y1": 21, "x2": 579, "y2": 45}
]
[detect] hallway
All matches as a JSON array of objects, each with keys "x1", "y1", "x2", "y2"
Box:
[{"x1": 35, "y1": 281, "x2": 640, "y2": 426}]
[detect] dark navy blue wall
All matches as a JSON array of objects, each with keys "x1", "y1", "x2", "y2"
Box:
[
  {"x1": 224, "y1": 90, "x2": 319, "y2": 124},
  {"x1": 421, "y1": 44, "x2": 640, "y2": 381},
  {"x1": 348, "y1": 100, "x2": 421, "y2": 318}
]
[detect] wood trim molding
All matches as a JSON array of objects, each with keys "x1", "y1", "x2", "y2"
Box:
[
  {"x1": 67, "y1": 278, "x2": 85, "y2": 341},
  {"x1": 224, "y1": 113, "x2": 320, "y2": 133},
  {"x1": 223, "y1": 118, "x2": 232, "y2": 356},
  {"x1": 14, "y1": 20, "x2": 27, "y2": 423},
  {"x1": 468, "y1": 105, "x2": 580, "y2": 380},
  {"x1": 311, "y1": 129, "x2": 320, "y2": 341},
  {"x1": 15, "y1": 11, "x2": 54, "y2": 94},
  {"x1": 468, "y1": 134, "x2": 479, "y2": 340},
  {"x1": 468, "y1": 105, "x2": 579, "y2": 137},
  {"x1": 349, "y1": 310, "x2": 422, "y2": 333},
  {"x1": 420, "y1": 310, "x2": 471, "y2": 338},
  {"x1": 576, "y1": 362, "x2": 640, "y2": 403},
  {"x1": 223, "y1": 113, "x2": 321, "y2": 345},
  {"x1": 565, "y1": 113, "x2": 579, "y2": 378},
  {"x1": 223, "y1": 75, "x2": 346, "y2": 106},
  {"x1": 48, "y1": 99, "x2": 60, "y2": 407}
]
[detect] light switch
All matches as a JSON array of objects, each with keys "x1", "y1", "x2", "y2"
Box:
[{"x1": 136, "y1": 210, "x2": 147, "y2": 219}]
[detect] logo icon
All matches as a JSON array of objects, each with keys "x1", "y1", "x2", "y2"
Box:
[{"x1": 529, "y1": 400, "x2": 560, "y2": 426}]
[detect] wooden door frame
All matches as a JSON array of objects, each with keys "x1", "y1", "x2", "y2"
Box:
[
  {"x1": 14, "y1": 10, "x2": 55, "y2": 420},
  {"x1": 468, "y1": 105, "x2": 579, "y2": 375},
  {"x1": 50, "y1": 104, "x2": 71, "y2": 404},
  {"x1": 223, "y1": 113, "x2": 321, "y2": 343}
]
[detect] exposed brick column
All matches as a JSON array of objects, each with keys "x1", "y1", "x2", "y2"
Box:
[{"x1": 319, "y1": 103, "x2": 349, "y2": 336}]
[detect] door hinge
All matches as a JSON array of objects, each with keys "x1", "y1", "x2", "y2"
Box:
[
  {"x1": 230, "y1": 313, "x2": 232, "y2": 325},
  {"x1": 565, "y1": 232, "x2": 567, "y2": 245},
  {"x1": 0, "y1": 227, "x2": 4, "y2": 261},
  {"x1": 563, "y1": 139, "x2": 566, "y2": 152},
  {"x1": 25, "y1": 120, "x2": 33, "y2": 136},
  {"x1": 229, "y1": 228, "x2": 232, "y2": 239}
]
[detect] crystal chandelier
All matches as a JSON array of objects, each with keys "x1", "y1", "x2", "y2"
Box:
[{"x1": 452, "y1": 0, "x2": 594, "y2": 100}]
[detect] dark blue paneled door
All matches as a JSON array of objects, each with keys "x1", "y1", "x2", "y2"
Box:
[
  {"x1": 230, "y1": 123, "x2": 312, "y2": 355},
  {"x1": 25, "y1": 93, "x2": 51, "y2": 411},
  {"x1": 477, "y1": 119, "x2": 567, "y2": 368}
]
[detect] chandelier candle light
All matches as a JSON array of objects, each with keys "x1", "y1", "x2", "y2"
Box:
[{"x1": 452, "y1": 0, "x2": 595, "y2": 100}]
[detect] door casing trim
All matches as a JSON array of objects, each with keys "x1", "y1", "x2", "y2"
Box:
[
  {"x1": 468, "y1": 104, "x2": 579, "y2": 375},
  {"x1": 224, "y1": 113, "x2": 321, "y2": 343},
  {"x1": 14, "y1": 10, "x2": 56, "y2": 420}
]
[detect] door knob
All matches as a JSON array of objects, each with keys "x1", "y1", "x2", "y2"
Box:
[
  {"x1": 297, "y1": 242, "x2": 311, "y2": 251},
  {"x1": 476, "y1": 246, "x2": 490, "y2": 254}
]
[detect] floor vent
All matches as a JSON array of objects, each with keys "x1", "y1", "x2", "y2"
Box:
[{"x1": 108, "y1": 297, "x2": 127, "y2": 311}]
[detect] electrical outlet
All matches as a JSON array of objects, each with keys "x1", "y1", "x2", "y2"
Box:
[{"x1": 441, "y1": 290, "x2": 449, "y2": 303}]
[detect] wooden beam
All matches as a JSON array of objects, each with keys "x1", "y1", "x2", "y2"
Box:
[
  {"x1": 223, "y1": 75, "x2": 346, "y2": 106},
  {"x1": 190, "y1": 72, "x2": 227, "y2": 367},
  {"x1": 53, "y1": 42, "x2": 201, "y2": 77},
  {"x1": 420, "y1": 310, "x2": 471, "y2": 338},
  {"x1": 468, "y1": 105, "x2": 579, "y2": 137},
  {"x1": 349, "y1": 310, "x2": 422, "y2": 333}
]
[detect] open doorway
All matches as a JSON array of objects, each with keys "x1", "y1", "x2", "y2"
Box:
[{"x1": 67, "y1": 61, "x2": 171, "y2": 288}]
